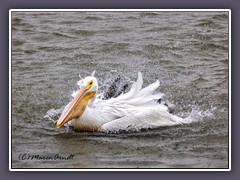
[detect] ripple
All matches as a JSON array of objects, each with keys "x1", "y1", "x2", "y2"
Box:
[
  {"x1": 200, "y1": 43, "x2": 228, "y2": 51},
  {"x1": 38, "y1": 46, "x2": 77, "y2": 52},
  {"x1": 195, "y1": 19, "x2": 215, "y2": 27},
  {"x1": 126, "y1": 16, "x2": 138, "y2": 20},
  {"x1": 191, "y1": 76, "x2": 209, "y2": 84},
  {"x1": 84, "y1": 16, "x2": 103, "y2": 20},
  {"x1": 194, "y1": 34, "x2": 212, "y2": 41},
  {"x1": 71, "y1": 29, "x2": 96, "y2": 36},
  {"x1": 146, "y1": 27, "x2": 175, "y2": 32},
  {"x1": 139, "y1": 12, "x2": 160, "y2": 17},
  {"x1": 144, "y1": 44, "x2": 182, "y2": 52},
  {"x1": 14, "y1": 60, "x2": 25, "y2": 65},
  {"x1": 212, "y1": 13, "x2": 228, "y2": 20},
  {"x1": 52, "y1": 32, "x2": 75, "y2": 38},
  {"x1": 12, "y1": 17, "x2": 22, "y2": 24},
  {"x1": 219, "y1": 59, "x2": 228, "y2": 64},
  {"x1": 12, "y1": 39, "x2": 25, "y2": 46},
  {"x1": 74, "y1": 53, "x2": 94, "y2": 59},
  {"x1": 100, "y1": 42, "x2": 130, "y2": 52},
  {"x1": 24, "y1": 50, "x2": 38, "y2": 55},
  {"x1": 99, "y1": 28, "x2": 126, "y2": 34}
]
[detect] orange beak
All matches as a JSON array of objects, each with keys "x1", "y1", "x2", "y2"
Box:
[{"x1": 56, "y1": 87, "x2": 96, "y2": 128}]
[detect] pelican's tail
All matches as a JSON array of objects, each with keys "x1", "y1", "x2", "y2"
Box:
[
  {"x1": 117, "y1": 72, "x2": 143, "y2": 101},
  {"x1": 108, "y1": 72, "x2": 164, "y2": 107}
]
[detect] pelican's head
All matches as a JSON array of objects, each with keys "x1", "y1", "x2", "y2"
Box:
[{"x1": 56, "y1": 76, "x2": 98, "y2": 128}]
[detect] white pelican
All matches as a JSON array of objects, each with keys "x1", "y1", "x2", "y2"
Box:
[{"x1": 56, "y1": 72, "x2": 190, "y2": 132}]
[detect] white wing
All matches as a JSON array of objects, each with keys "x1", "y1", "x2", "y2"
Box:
[{"x1": 99, "y1": 106, "x2": 186, "y2": 133}]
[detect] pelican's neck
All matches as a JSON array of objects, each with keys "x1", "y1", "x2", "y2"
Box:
[
  {"x1": 88, "y1": 93, "x2": 97, "y2": 107},
  {"x1": 70, "y1": 104, "x2": 105, "y2": 131}
]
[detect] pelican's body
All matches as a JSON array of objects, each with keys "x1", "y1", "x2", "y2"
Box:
[{"x1": 56, "y1": 72, "x2": 189, "y2": 132}]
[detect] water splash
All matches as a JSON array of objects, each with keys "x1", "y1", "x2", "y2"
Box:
[
  {"x1": 44, "y1": 107, "x2": 64, "y2": 123},
  {"x1": 181, "y1": 105, "x2": 216, "y2": 124}
]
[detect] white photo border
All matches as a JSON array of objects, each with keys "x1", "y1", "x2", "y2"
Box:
[{"x1": 9, "y1": 9, "x2": 231, "y2": 171}]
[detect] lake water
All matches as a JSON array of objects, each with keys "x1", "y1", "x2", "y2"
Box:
[{"x1": 11, "y1": 11, "x2": 229, "y2": 169}]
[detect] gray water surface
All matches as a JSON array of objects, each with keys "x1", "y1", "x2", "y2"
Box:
[{"x1": 11, "y1": 11, "x2": 229, "y2": 169}]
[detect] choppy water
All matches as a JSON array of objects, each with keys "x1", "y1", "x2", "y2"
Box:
[{"x1": 11, "y1": 11, "x2": 229, "y2": 169}]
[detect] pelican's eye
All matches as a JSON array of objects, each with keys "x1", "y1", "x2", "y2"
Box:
[{"x1": 86, "y1": 80, "x2": 93, "y2": 90}]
